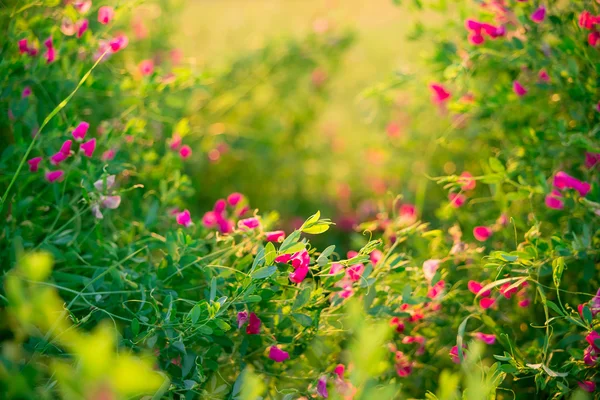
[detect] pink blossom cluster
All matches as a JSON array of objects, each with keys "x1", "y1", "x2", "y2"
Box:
[{"x1": 200, "y1": 193, "x2": 250, "y2": 234}]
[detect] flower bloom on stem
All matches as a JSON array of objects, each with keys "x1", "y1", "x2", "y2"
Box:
[
  {"x1": 545, "y1": 190, "x2": 564, "y2": 210},
  {"x1": 109, "y1": 34, "x2": 129, "y2": 52},
  {"x1": 45, "y1": 170, "x2": 65, "y2": 183},
  {"x1": 102, "y1": 149, "x2": 116, "y2": 161},
  {"x1": 480, "y1": 297, "x2": 495, "y2": 309},
  {"x1": 499, "y1": 282, "x2": 520, "y2": 299},
  {"x1": 179, "y1": 145, "x2": 192, "y2": 159},
  {"x1": 268, "y1": 346, "x2": 289, "y2": 362},
  {"x1": 76, "y1": 19, "x2": 89, "y2": 38},
  {"x1": 50, "y1": 152, "x2": 68, "y2": 166},
  {"x1": 169, "y1": 133, "x2": 182, "y2": 150},
  {"x1": 44, "y1": 36, "x2": 56, "y2": 64},
  {"x1": 449, "y1": 192, "x2": 466, "y2": 208},
  {"x1": 138, "y1": 59, "x2": 154, "y2": 76},
  {"x1": 176, "y1": 209, "x2": 192, "y2": 227},
  {"x1": 236, "y1": 311, "x2": 248, "y2": 329},
  {"x1": 586, "y1": 331, "x2": 600, "y2": 352},
  {"x1": 98, "y1": 6, "x2": 115, "y2": 25},
  {"x1": 427, "y1": 280, "x2": 445, "y2": 299},
  {"x1": 22, "y1": 86, "x2": 32, "y2": 98},
  {"x1": 577, "y1": 381, "x2": 596, "y2": 393},
  {"x1": 423, "y1": 259, "x2": 440, "y2": 283},
  {"x1": 429, "y1": 83, "x2": 451, "y2": 104},
  {"x1": 553, "y1": 171, "x2": 591, "y2": 196},
  {"x1": 347, "y1": 263, "x2": 364, "y2": 282},
  {"x1": 473, "y1": 332, "x2": 496, "y2": 345},
  {"x1": 459, "y1": 171, "x2": 476, "y2": 191},
  {"x1": 370, "y1": 249, "x2": 383, "y2": 266},
  {"x1": 316, "y1": 376, "x2": 328, "y2": 398},
  {"x1": 583, "y1": 346, "x2": 598, "y2": 366},
  {"x1": 276, "y1": 249, "x2": 310, "y2": 283},
  {"x1": 227, "y1": 192, "x2": 243, "y2": 206},
  {"x1": 246, "y1": 312, "x2": 261, "y2": 334},
  {"x1": 513, "y1": 80, "x2": 527, "y2": 97},
  {"x1": 80, "y1": 138, "x2": 96, "y2": 157},
  {"x1": 238, "y1": 217, "x2": 260, "y2": 230},
  {"x1": 265, "y1": 230, "x2": 285, "y2": 242},
  {"x1": 530, "y1": 6, "x2": 546, "y2": 23},
  {"x1": 72, "y1": 121, "x2": 89, "y2": 141},
  {"x1": 28, "y1": 157, "x2": 42, "y2": 172},
  {"x1": 74, "y1": 0, "x2": 92, "y2": 13},
  {"x1": 390, "y1": 317, "x2": 405, "y2": 333},
  {"x1": 402, "y1": 335, "x2": 426, "y2": 355},
  {"x1": 585, "y1": 152, "x2": 600, "y2": 169},
  {"x1": 450, "y1": 344, "x2": 467, "y2": 364},
  {"x1": 579, "y1": 11, "x2": 598, "y2": 30},
  {"x1": 468, "y1": 280, "x2": 491, "y2": 297},
  {"x1": 473, "y1": 226, "x2": 492, "y2": 241},
  {"x1": 398, "y1": 203, "x2": 417, "y2": 224},
  {"x1": 18, "y1": 39, "x2": 29, "y2": 54},
  {"x1": 538, "y1": 69, "x2": 550, "y2": 83},
  {"x1": 394, "y1": 351, "x2": 414, "y2": 377},
  {"x1": 94, "y1": 175, "x2": 116, "y2": 191},
  {"x1": 101, "y1": 196, "x2": 121, "y2": 209}
]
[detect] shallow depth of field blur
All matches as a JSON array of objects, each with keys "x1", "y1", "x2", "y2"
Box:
[{"x1": 1, "y1": 0, "x2": 600, "y2": 399}]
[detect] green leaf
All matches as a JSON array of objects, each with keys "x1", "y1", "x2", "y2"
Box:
[
  {"x1": 210, "y1": 277, "x2": 217, "y2": 302},
  {"x1": 293, "y1": 286, "x2": 312, "y2": 310},
  {"x1": 264, "y1": 242, "x2": 276, "y2": 266},
  {"x1": 489, "y1": 157, "x2": 505, "y2": 173},
  {"x1": 292, "y1": 313, "x2": 312, "y2": 327},
  {"x1": 317, "y1": 245, "x2": 335, "y2": 266},
  {"x1": 278, "y1": 242, "x2": 306, "y2": 255},
  {"x1": 251, "y1": 245, "x2": 265, "y2": 272},
  {"x1": 582, "y1": 305, "x2": 593, "y2": 324},
  {"x1": 302, "y1": 223, "x2": 330, "y2": 235},
  {"x1": 279, "y1": 230, "x2": 301, "y2": 252},
  {"x1": 251, "y1": 266, "x2": 277, "y2": 280},
  {"x1": 190, "y1": 303, "x2": 202, "y2": 324},
  {"x1": 131, "y1": 318, "x2": 140, "y2": 336}
]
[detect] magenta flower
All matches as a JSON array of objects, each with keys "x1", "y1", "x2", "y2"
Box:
[
  {"x1": 169, "y1": 134, "x2": 182, "y2": 150},
  {"x1": 237, "y1": 311, "x2": 248, "y2": 329},
  {"x1": 538, "y1": 69, "x2": 550, "y2": 83},
  {"x1": 80, "y1": 138, "x2": 96, "y2": 157},
  {"x1": 330, "y1": 263, "x2": 344, "y2": 275},
  {"x1": 390, "y1": 317, "x2": 405, "y2": 333},
  {"x1": 316, "y1": 376, "x2": 328, "y2": 398},
  {"x1": 60, "y1": 139, "x2": 73, "y2": 155},
  {"x1": 102, "y1": 149, "x2": 116, "y2": 161},
  {"x1": 22, "y1": 86, "x2": 32, "y2": 98},
  {"x1": 18, "y1": 39, "x2": 29, "y2": 54},
  {"x1": 586, "y1": 331, "x2": 600, "y2": 352},
  {"x1": 584, "y1": 346, "x2": 598, "y2": 365},
  {"x1": 518, "y1": 298, "x2": 531, "y2": 308},
  {"x1": 422, "y1": 259, "x2": 440, "y2": 283},
  {"x1": 577, "y1": 381, "x2": 596, "y2": 393},
  {"x1": 347, "y1": 263, "x2": 364, "y2": 282},
  {"x1": 50, "y1": 152, "x2": 68, "y2": 166},
  {"x1": 449, "y1": 345, "x2": 466, "y2": 364},
  {"x1": 45, "y1": 170, "x2": 65, "y2": 183},
  {"x1": 473, "y1": 226, "x2": 492, "y2": 241},
  {"x1": 109, "y1": 34, "x2": 129, "y2": 52},
  {"x1": 427, "y1": 280, "x2": 445, "y2": 299},
  {"x1": 28, "y1": 157, "x2": 42, "y2": 172},
  {"x1": 73, "y1": 0, "x2": 92, "y2": 13},
  {"x1": 449, "y1": 192, "x2": 466, "y2": 208},
  {"x1": 334, "y1": 364, "x2": 345, "y2": 380},
  {"x1": 585, "y1": 152, "x2": 600, "y2": 169},
  {"x1": 179, "y1": 145, "x2": 192, "y2": 159},
  {"x1": 268, "y1": 346, "x2": 289, "y2": 362},
  {"x1": 238, "y1": 217, "x2": 260, "y2": 230},
  {"x1": 545, "y1": 190, "x2": 564, "y2": 210},
  {"x1": 480, "y1": 297, "x2": 495, "y2": 309},
  {"x1": 395, "y1": 351, "x2": 414, "y2": 377},
  {"x1": 589, "y1": 32, "x2": 600, "y2": 47},
  {"x1": 227, "y1": 192, "x2": 243, "y2": 206},
  {"x1": 530, "y1": 6, "x2": 546, "y2": 23},
  {"x1": 553, "y1": 171, "x2": 591, "y2": 196},
  {"x1": 290, "y1": 264, "x2": 309, "y2": 284},
  {"x1": 214, "y1": 199, "x2": 227, "y2": 214},
  {"x1": 398, "y1": 203, "x2": 417, "y2": 224},
  {"x1": 513, "y1": 80, "x2": 527, "y2": 97},
  {"x1": 98, "y1": 6, "x2": 115, "y2": 25},
  {"x1": 76, "y1": 19, "x2": 89, "y2": 38},
  {"x1": 276, "y1": 249, "x2": 310, "y2": 283},
  {"x1": 429, "y1": 83, "x2": 451, "y2": 104},
  {"x1": 265, "y1": 230, "x2": 285, "y2": 242},
  {"x1": 579, "y1": 11, "x2": 597, "y2": 30},
  {"x1": 459, "y1": 171, "x2": 476, "y2": 191},
  {"x1": 473, "y1": 332, "x2": 496, "y2": 345},
  {"x1": 499, "y1": 283, "x2": 519, "y2": 299},
  {"x1": 138, "y1": 59, "x2": 154, "y2": 76},
  {"x1": 72, "y1": 121, "x2": 89, "y2": 141},
  {"x1": 370, "y1": 249, "x2": 383, "y2": 266},
  {"x1": 245, "y1": 312, "x2": 261, "y2": 334},
  {"x1": 176, "y1": 209, "x2": 192, "y2": 227},
  {"x1": 468, "y1": 280, "x2": 491, "y2": 297}
]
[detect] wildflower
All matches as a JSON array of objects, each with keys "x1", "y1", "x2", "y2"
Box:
[
  {"x1": 45, "y1": 170, "x2": 65, "y2": 183},
  {"x1": 179, "y1": 145, "x2": 192, "y2": 159},
  {"x1": 330, "y1": 263, "x2": 344, "y2": 275},
  {"x1": 459, "y1": 171, "x2": 476, "y2": 191},
  {"x1": 109, "y1": 34, "x2": 129, "y2": 52},
  {"x1": 276, "y1": 249, "x2": 311, "y2": 283},
  {"x1": 98, "y1": 6, "x2": 115, "y2": 25},
  {"x1": 214, "y1": 199, "x2": 227, "y2": 214},
  {"x1": 347, "y1": 263, "x2": 364, "y2": 282},
  {"x1": 76, "y1": 19, "x2": 89, "y2": 38},
  {"x1": 399, "y1": 203, "x2": 417, "y2": 224},
  {"x1": 237, "y1": 311, "x2": 248, "y2": 328},
  {"x1": 402, "y1": 335, "x2": 426, "y2": 355},
  {"x1": 138, "y1": 59, "x2": 154, "y2": 76},
  {"x1": 268, "y1": 346, "x2": 289, "y2": 362},
  {"x1": 530, "y1": 6, "x2": 546, "y2": 23},
  {"x1": 423, "y1": 259, "x2": 440, "y2": 282},
  {"x1": 246, "y1": 312, "x2": 261, "y2": 334},
  {"x1": 586, "y1": 331, "x2": 600, "y2": 352},
  {"x1": 73, "y1": 0, "x2": 92, "y2": 13},
  {"x1": 480, "y1": 297, "x2": 495, "y2": 309},
  {"x1": 585, "y1": 152, "x2": 600, "y2": 169},
  {"x1": 390, "y1": 317, "x2": 405, "y2": 333},
  {"x1": 101, "y1": 195, "x2": 121, "y2": 209},
  {"x1": 449, "y1": 192, "x2": 466, "y2": 208},
  {"x1": 44, "y1": 37, "x2": 56, "y2": 64},
  {"x1": 370, "y1": 249, "x2": 383, "y2": 266},
  {"x1": 473, "y1": 226, "x2": 492, "y2": 241},
  {"x1": 22, "y1": 86, "x2": 32, "y2": 98},
  {"x1": 61, "y1": 18, "x2": 77, "y2": 36},
  {"x1": 579, "y1": 11, "x2": 596, "y2": 30},
  {"x1": 316, "y1": 376, "x2": 328, "y2": 398},
  {"x1": 577, "y1": 381, "x2": 596, "y2": 393},
  {"x1": 386, "y1": 121, "x2": 401, "y2": 138},
  {"x1": 518, "y1": 298, "x2": 530, "y2": 307},
  {"x1": 50, "y1": 152, "x2": 68, "y2": 166},
  {"x1": 176, "y1": 209, "x2": 192, "y2": 227},
  {"x1": 18, "y1": 38, "x2": 29, "y2": 54},
  {"x1": 583, "y1": 346, "x2": 598, "y2": 365},
  {"x1": 468, "y1": 280, "x2": 491, "y2": 297},
  {"x1": 553, "y1": 171, "x2": 591, "y2": 197},
  {"x1": 430, "y1": 83, "x2": 451, "y2": 104},
  {"x1": 102, "y1": 149, "x2": 116, "y2": 161},
  {"x1": 589, "y1": 32, "x2": 600, "y2": 47},
  {"x1": 238, "y1": 217, "x2": 260, "y2": 230},
  {"x1": 169, "y1": 134, "x2": 182, "y2": 150},
  {"x1": 265, "y1": 230, "x2": 285, "y2": 242},
  {"x1": 395, "y1": 351, "x2": 413, "y2": 377},
  {"x1": 60, "y1": 139, "x2": 73, "y2": 155},
  {"x1": 499, "y1": 282, "x2": 519, "y2": 299},
  {"x1": 333, "y1": 364, "x2": 345, "y2": 380},
  {"x1": 538, "y1": 69, "x2": 550, "y2": 83},
  {"x1": 473, "y1": 332, "x2": 496, "y2": 345},
  {"x1": 72, "y1": 121, "x2": 89, "y2": 141},
  {"x1": 94, "y1": 175, "x2": 115, "y2": 191},
  {"x1": 227, "y1": 192, "x2": 243, "y2": 206},
  {"x1": 513, "y1": 80, "x2": 527, "y2": 97},
  {"x1": 28, "y1": 157, "x2": 42, "y2": 172},
  {"x1": 427, "y1": 280, "x2": 445, "y2": 299},
  {"x1": 449, "y1": 345, "x2": 466, "y2": 364},
  {"x1": 545, "y1": 190, "x2": 564, "y2": 210},
  {"x1": 80, "y1": 138, "x2": 96, "y2": 157}
]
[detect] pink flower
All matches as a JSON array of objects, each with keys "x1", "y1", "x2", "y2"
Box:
[
  {"x1": 109, "y1": 34, "x2": 129, "y2": 52},
  {"x1": 390, "y1": 317, "x2": 405, "y2": 333},
  {"x1": 449, "y1": 345, "x2": 466, "y2": 364},
  {"x1": 268, "y1": 346, "x2": 289, "y2": 362},
  {"x1": 18, "y1": 39, "x2": 29, "y2": 54},
  {"x1": 370, "y1": 249, "x2": 383, "y2": 266},
  {"x1": 176, "y1": 209, "x2": 192, "y2": 227},
  {"x1": 246, "y1": 312, "x2": 261, "y2": 334},
  {"x1": 553, "y1": 171, "x2": 591, "y2": 197},
  {"x1": 518, "y1": 298, "x2": 531, "y2": 307},
  {"x1": 179, "y1": 145, "x2": 192, "y2": 159},
  {"x1": 138, "y1": 59, "x2": 154, "y2": 76},
  {"x1": 538, "y1": 69, "x2": 550, "y2": 83},
  {"x1": 513, "y1": 80, "x2": 527, "y2": 97},
  {"x1": 584, "y1": 346, "x2": 598, "y2": 365},
  {"x1": 227, "y1": 192, "x2": 243, "y2": 206},
  {"x1": 317, "y1": 377, "x2": 328, "y2": 398},
  {"x1": 201, "y1": 211, "x2": 217, "y2": 228},
  {"x1": 73, "y1": 0, "x2": 92, "y2": 13},
  {"x1": 530, "y1": 6, "x2": 546, "y2": 23},
  {"x1": 101, "y1": 149, "x2": 116, "y2": 161},
  {"x1": 238, "y1": 217, "x2": 260, "y2": 230},
  {"x1": 430, "y1": 83, "x2": 451, "y2": 104},
  {"x1": 28, "y1": 157, "x2": 42, "y2": 172},
  {"x1": 76, "y1": 19, "x2": 89, "y2": 38},
  {"x1": 218, "y1": 219, "x2": 234, "y2": 234},
  {"x1": 422, "y1": 259, "x2": 440, "y2": 282},
  {"x1": 590, "y1": 288, "x2": 600, "y2": 316},
  {"x1": 214, "y1": 199, "x2": 227, "y2": 214},
  {"x1": 585, "y1": 152, "x2": 600, "y2": 169},
  {"x1": 101, "y1": 195, "x2": 121, "y2": 209},
  {"x1": 169, "y1": 134, "x2": 182, "y2": 150},
  {"x1": 427, "y1": 280, "x2": 445, "y2": 299},
  {"x1": 45, "y1": 170, "x2": 65, "y2": 183},
  {"x1": 545, "y1": 190, "x2": 564, "y2": 210},
  {"x1": 330, "y1": 263, "x2": 344, "y2": 275},
  {"x1": 22, "y1": 86, "x2": 32, "y2": 98},
  {"x1": 347, "y1": 264, "x2": 364, "y2": 282},
  {"x1": 449, "y1": 192, "x2": 466, "y2": 208},
  {"x1": 80, "y1": 138, "x2": 96, "y2": 157},
  {"x1": 60, "y1": 139, "x2": 73, "y2": 155},
  {"x1": 469, "y1": 33, "x2": 485, "y2": 45},
  {"x1": 237, "y1": 311, "x2": 248, "y2": 328},
  {"x1": 333, "y1": 364, "x2": 345, "y2": 380},
  {"x1": 265, "y1": 230, "x2": 285, "y2": 242},
  {"x1": 398, "y1": 203, "x2": 417, "y2": 224},
  {"x1": 468, "y1": 280, "x2": 491, "y2": 297},
  {"x1": 45, "y1": 46, "x2": 56, "y2": 64},
  {"x1": 50, "y1": 152, "x2": 68, "y2": 166},
  {"x1": 290, "y1": 265, "x2": 309, "y2": 284},
  {"x1": 586, "y1": 331, "x2": 600, "y2": 352},
  {"x1": 589, "y1": 32, "x2": 600, "y2": 47},
  {"x1": 394, "y1": 351, "x2": 413, "y2": 377},
  {"x1": 61, "y1": 18, "x2": 77, "y2": 36},
  {"x1": 577, "y1": 381, "x2": 596, "y2": 393},
  {"x1": 473, "y1": 332, "x2": 496, "y2": 345},
  {"x1": 98, "y1": 6, "x2": 115, "y2": 25},
  {"x1": 473, "y1": 226, "x2": 492, "y2": 241},
  {"x1": 72, "y1": 121, "x2": 89, "y2": 141},
  {"x1": 277, "y1": 249, "x2": 310, "y2": 283},
  {"x1": 459, "y1": 171, "x2": 476, "y2": 191},
  {"x1": 579, "y1": 11, "x2": 597, "y2": 30},
  {"x1": 94, "y1": 175, "x2": 116, "y2": 191},
  {"x1": 480, "y1": 297, "x2": 495, "y2": 309},
  {"x1": 499, "y1": 283, "x2": 519, "y2": 299}
]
